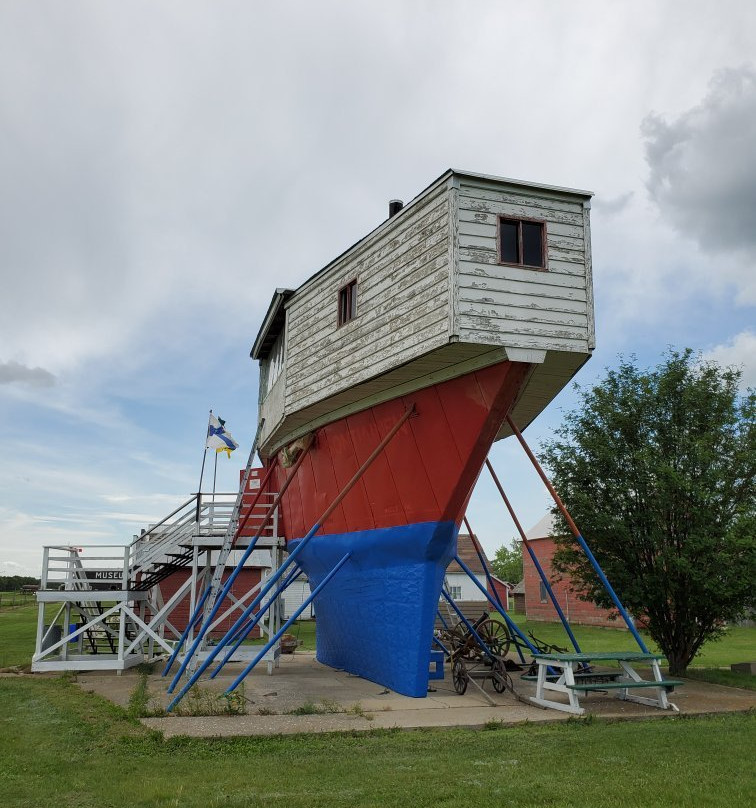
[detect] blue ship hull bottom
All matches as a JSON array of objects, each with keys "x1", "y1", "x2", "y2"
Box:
[{"x1": 289, "y1": 521, "x2": 458, "y2": 698}]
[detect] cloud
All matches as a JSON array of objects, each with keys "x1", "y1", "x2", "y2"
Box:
[
  {"x1": 642, "y1": 66, "x2": 756, "y2": 301},
  {"x1": 0, "y1": 360, "x2": 56, "y2": 387},
  {"x1": 592, "y1": 192, "x2": 634, "y2": 217},
  {"x1": 0, "y1": 559, "x2": 36, "y2": 576},
  {"x1": 702, "y1": 330, "x2": 756, "y2": 390}
]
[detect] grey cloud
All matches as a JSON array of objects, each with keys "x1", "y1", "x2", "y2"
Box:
[
  {"x1": 593, "y1": 192, "x2": 634, "y2": 216},
  {"x1": 702, "y1": 330, "x2": 756, "y2": 390},
  {"x1": 642, "y1": 66, "x2": 756, "y2": 257},
  {"x1": 0, "y1": 361, "x2": 56, "y2": 387}
]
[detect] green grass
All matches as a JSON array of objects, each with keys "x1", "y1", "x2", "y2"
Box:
[
  {"x1": 683, "y1": 668, "x2": 756, "y2": 691},
  {"x1": 0, "y1": 591, "x2": 35, "y2": 610},
  {"x1": 3, "y1": 600, "x2": 753, "y2": 675},
  {"x1": 0, "y1": 602, "x2": 319, "y2": 669},
  {"x1": 0, "y1": 602, "x2": 41, "y2": 668},
  {"x1": 504, "y1": 613, "x2": 756, "y2": 669},
  {"x1": 0, "y1": 676, "x2": 754, "y2": 807}
]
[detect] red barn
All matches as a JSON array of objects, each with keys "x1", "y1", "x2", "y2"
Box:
[
  {"x1": 156, "y1": 566, "x2": 265, "y2": 639},
  {"x1": 522, "y1": 514, "x2": 624, "y2": 628}
]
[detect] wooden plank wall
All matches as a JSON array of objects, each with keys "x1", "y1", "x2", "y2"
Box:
[
  {"x1": 455, "y1": 179, "x2": 592, "y2": 354},
  {"x1": 283, "y1": 182, "x2": 452, "y2": 413}
]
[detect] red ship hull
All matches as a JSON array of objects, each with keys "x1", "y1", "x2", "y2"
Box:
[
  {"x1": 240, "y1": 360, "x2": 531, "y2": 696},
  {"x1": 267, "y1": 360, "x2": 531, "y2": 539}
]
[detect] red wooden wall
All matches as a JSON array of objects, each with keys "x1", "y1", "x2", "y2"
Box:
[
  {"x1": 522, "y1": 537, "x2": 624, "y2": 628},
  {"x1": 156, "y1": 568, "x2": 264, "y2": 638}
]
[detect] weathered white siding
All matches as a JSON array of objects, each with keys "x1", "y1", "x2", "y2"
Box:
[
  {"x1": 283, "y1": 181, "x2": 451, "y2": 413},
  {"x1": 254, "y1": 170, "x2": 595, "y2": 454},
  {"x1": 454, "y1": 178, "x2": 594, "y2": 354},
  {"x1": 445, "y1": 572, "x2": 487, "y2": 602},
  {"x1": 281, "y1": 579, "x2": 314, "y2": 619}
]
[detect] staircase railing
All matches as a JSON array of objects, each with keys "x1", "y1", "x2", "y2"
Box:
[{"x1": 128, "y1": 492, "x2": 254, "y2": 582}]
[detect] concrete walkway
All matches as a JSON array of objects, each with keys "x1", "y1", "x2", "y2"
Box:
[{"x1": 74, "y1": 651, "x2": 755, "y2": 738}]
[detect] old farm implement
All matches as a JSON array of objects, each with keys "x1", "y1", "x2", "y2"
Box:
[
  {"x1": 438, "y1": 610, "x2": 580, "y2": 696},
  {"x1": 439, "y1": 613, "x2": 519, "y2": 697}
]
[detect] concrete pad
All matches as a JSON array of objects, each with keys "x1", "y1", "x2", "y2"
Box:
[{"x1": 72, "y1": 651, "x2": 756, "y2": 738}]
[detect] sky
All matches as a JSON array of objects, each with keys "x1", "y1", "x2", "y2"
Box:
[{"x1": 1, "y1": 1, "x2": 754, "y2": 575}]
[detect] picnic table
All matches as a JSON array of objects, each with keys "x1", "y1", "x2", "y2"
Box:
[{"x1": 529, "y1": 652, "x2": 684, "y2": 715}]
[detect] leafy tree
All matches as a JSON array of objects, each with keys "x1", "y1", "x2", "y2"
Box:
[
  {"x1": 0, "y1": 575, "x2": 39, "y2": 591},
  {"x1": 542, "y1": 349, "x2": 755, "y2": 675},
  {"x1": 490, "y1": 540, "x2": 523, "y2": 583}
]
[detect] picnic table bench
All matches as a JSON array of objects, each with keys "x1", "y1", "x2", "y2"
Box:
[{"x1": 529, "y1": 652, "x2": 683, "y2": 715}]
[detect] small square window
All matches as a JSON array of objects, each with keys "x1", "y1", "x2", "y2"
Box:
[
  {"x1": 498, "y1": 218, "x2": 546, "y2": 269},
  {"x1": 338, "y1": 279, "x2": 357, "y2": 326}
]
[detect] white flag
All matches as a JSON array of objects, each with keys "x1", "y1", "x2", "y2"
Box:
[{"x1": 205, "y1": 413, "x2": 239, "y2": 458}]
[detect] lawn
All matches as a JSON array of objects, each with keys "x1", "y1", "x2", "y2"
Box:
[
  {"x1": 503, "y1": 612, "x2": 756, "y2": 669},
  {"x1": 2, "y1": 601, "x2": 754, "y2": 674},
  {"x1": 0, "y1": 676, "x2": 754, "y2": 808},
  {"x1": 0, "y1": 601, "x2": 41, "y2": 668}
]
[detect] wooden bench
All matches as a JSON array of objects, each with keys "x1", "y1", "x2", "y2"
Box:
[
  {"x1": 529, "y1": 652, "x2": 683, "y2": 715},
  {"x1": 521, "y1": 671, "x2": 622, "y2": 684},
  {"x1": 566, "y1": 679, "x2": 684, "y2": 692}
]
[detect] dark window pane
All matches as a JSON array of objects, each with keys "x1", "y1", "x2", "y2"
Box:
[
  {"x1": 522, "y1": 222, "x2": 544, "y2": 267},
  {"x1": 500, "y1": 220, "x2": 519, "y2": 263},
  {"x1": 338, "y1": 281, "x2": 357, "y2": 325}
]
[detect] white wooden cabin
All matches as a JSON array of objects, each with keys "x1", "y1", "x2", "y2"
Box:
[{"x1": 252, "y1": 169, "x2": 594, "y2": 459}]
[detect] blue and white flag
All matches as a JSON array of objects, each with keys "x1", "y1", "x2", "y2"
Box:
[{"x1": 206, "y1": 412, "x2": 239, "y2": 458}]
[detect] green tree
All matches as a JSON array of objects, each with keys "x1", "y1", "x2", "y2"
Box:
[
  {"x1": 542, "y1": 349, "x2": 755, "y2": 675},
  {"x1": 490, "y1": 540, "x2": 523, "y2": 583}
]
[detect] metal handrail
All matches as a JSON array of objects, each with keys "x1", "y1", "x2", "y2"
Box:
[{"x1": 40, "y1": 490, "x2": 280, "y2": 590}]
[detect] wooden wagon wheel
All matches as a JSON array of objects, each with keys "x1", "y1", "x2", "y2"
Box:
[
  {"x1": 448, "y1": 622, "x2": 477, "y2": 661},
  {"x1": 452, "y1": 659, "x2": 468, "y2": 695},
  {"x1": 492, "y1": 658, "x2": 510, "y2": 694},
  {"x1": 478, "y1": 618, "x2": 511, "y2": 658}
]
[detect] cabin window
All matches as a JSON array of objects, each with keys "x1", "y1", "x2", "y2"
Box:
[
  {"x1": 498, "y1": 217, "x2": 546, "y2": 269},
  {"x1": 263, "y1": 332, "x2": 285, "y2": 395},
  {"x1": 338, "y1": 279, "x2": 358, "y2": 326}
]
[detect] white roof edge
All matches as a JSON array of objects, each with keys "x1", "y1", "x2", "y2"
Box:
[
  {"x1": 451, "y1": 168, "x2": 594, "y2": 199},
  {"x1": 267, "y1": 168, "x2": 593, "y2": 311},
  {"x1": 524, "y1": 512, "x2": 558, "y2": 540}
]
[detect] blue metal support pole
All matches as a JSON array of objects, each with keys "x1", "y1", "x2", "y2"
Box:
[
  {"x1": 210, "y1": 566, "x2": 304, "y2": 673},
  {"x1": 167, "y1": 522, "x2": 323, "y2": 709},
  {"x1": 162, "y1": 586, "x2": 212, "y2": 677},
  {"x1": 163, "y1": 460, "x2": 279, "y2": 677},
  {"x1": 463, "y1": 517, "x2": 505, "y2": 611},
  {"x1": 218, "y1": 567, "x2": 302, "y2": 652},
  {"x1": 167, "y1": 446, "x2": 312, "y2": 690},
  {"x1": 223, "y1": 567, "x2": 302, "y2": 650},
  {"x1": 505, "y1": 414, "x2": 649, "y2": 653},
  {"x1": 224, "y1": 553, "x2": 352, "y2": 693},
  {"x1": 440, "y1": 590, "x2": 497, "y2": 661},
  {"x1": 454, "y1": 555, "x2": 538, "y2": 657},
  {"x1": 166, "y1": 404, "x2": 416, "y2": 711},
  {"x1": 484, "y1": 459, "x2": 582, "y2": 654},
  {"x1": 433, "y1": 635, "x2": 450, "y2": 655}
]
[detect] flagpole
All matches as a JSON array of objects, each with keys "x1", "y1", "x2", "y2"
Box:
[{"x1": 197, "y1": 409, "x2": 212, "y2": 523}]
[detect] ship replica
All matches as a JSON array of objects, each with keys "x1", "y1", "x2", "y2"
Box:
[{"x1": 250, "y1": 170, "x2": 594, "y2": 697}]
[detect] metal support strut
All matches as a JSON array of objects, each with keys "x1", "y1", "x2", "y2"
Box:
[
  {"x1": 167, "y1": 442, "x2": 312, "y2": 691},
  {"x1": 162, "y1": 459, "x2": 280, "y2": 677},
  {"x1": 484, "y1": 459, "x2": 582, "y2": 654},
  {"x1": 505, "y1": 414, "x2": 649, "y2": 653},
  {"x1": 166, "y1": 404, "x2": 416, "y2": 711}
]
